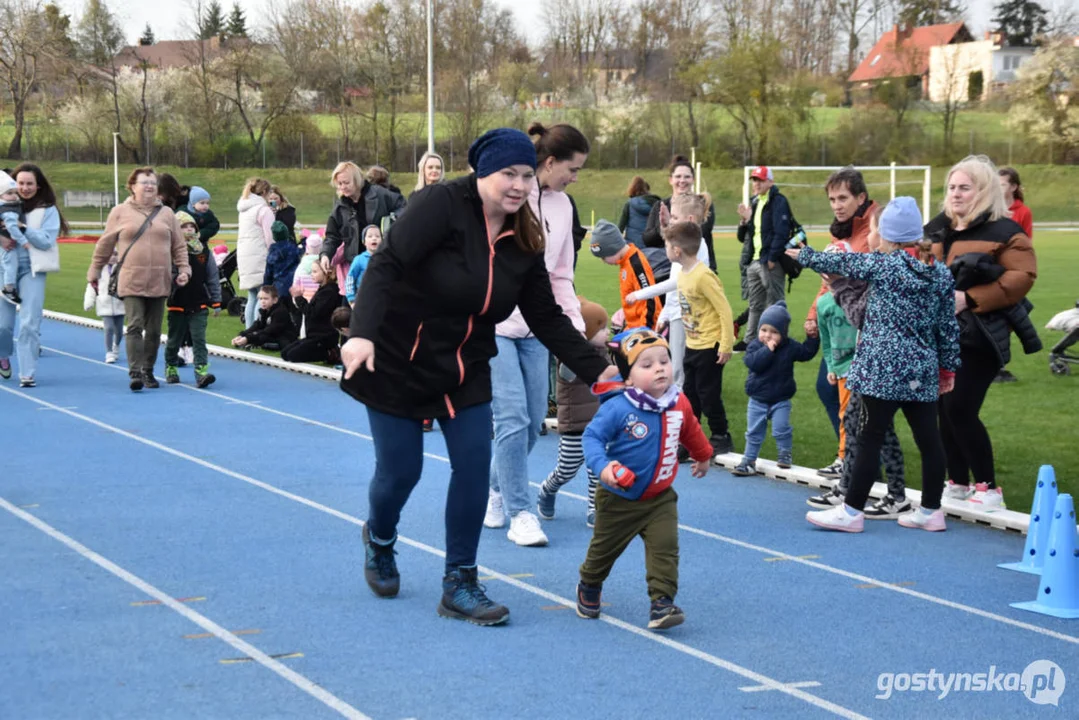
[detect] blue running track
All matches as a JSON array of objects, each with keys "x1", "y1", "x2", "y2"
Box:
[{"x1": 1, "y1": 319, "x2": 1076, "y2": 719}]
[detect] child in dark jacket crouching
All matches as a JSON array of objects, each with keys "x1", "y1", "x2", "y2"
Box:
[
  {"x1": 732, "y1": 301, "x2": 819, "y2": 475},
  {"x1": 232, "y1": 285, "x2": 297, "y2": 351},
  {"x1": 577, "y1": 328, "x2": 713, "y2": 631}
]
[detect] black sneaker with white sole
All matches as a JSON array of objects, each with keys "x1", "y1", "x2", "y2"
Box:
[
  {"x1": 807, "y1": 487, "x2": 844, "y2": 509},
  {"x1": 863, "y1": 495, "x2": 913, "y2": 520}
]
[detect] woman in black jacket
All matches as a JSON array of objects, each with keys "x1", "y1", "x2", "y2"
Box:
[
  {"x1": 280, "y1": 261, "x2": 340, "y2": 363},
  {"x1": 641, "y1": 155, "x2": 716, "y2": 268},
  {"x1": 341, "y1": 128, "x2": 615, "y2": 626},
  {"x1": 268, "y1": 185, "x2": 297, "y2": 243}
]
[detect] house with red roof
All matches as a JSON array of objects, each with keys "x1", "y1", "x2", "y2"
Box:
[{"x1": 849, "y1": 22, "x2": 974, "y2": 100}]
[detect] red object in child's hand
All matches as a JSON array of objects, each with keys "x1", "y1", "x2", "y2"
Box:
[{"x1": 611, "y1": 462, "x2": 636, "y2": 489}]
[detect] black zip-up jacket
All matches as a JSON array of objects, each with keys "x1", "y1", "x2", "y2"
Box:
[
  {"x1": 344, "y1": 175, "x2": 609, "y2": 420},
  {"x1": 642, "y1": 196, "x2": 717, "y2": 269},
  {"x1": 737, "y1": 185, "x2": 792, "y2": 266},
  {"x1": 949, "y1": 252, "x2": 1042, "y2": 366},
  {"x1": 295, "y1": 282, "x2": 340, "y2": 343},
  {"x1": 239, "y1": 300, "x2": 297, "y2": 348},
  {"x1": 321, "y1": 182, "x2": 407, "y2": 267}
]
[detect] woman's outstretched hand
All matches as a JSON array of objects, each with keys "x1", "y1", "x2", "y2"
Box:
[{"x1": 341, "y1": 337, "x2": 375, "y2": 379}]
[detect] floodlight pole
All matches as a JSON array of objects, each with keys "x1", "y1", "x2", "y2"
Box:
[
  {"x1": 112, "y1": 133, "x2": 120, "y2": 206},
  {"x1": 426, "y1": 0, "x2": 435, "y2": 153}
]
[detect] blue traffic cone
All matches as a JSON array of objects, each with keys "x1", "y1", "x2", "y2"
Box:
[
  {"x1": 1012, "y1": 494, "x2": 1079, "y2": 619},
  {"x1": 999, "y1": 465, "x2": 1058, "y2": 575}
]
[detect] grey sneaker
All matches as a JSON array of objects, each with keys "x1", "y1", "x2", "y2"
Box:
[
  {"x1": 730, "y1": 459, "x2": 757, "y2": 476},
  {"x1": 864, "y1": 495, "x2": 913, "y2": 520},
  {"x1": 536, "y1": 484, "x2": 556, "y2": 520},
  {"x1": 807, "y1": 487, "x2": 844, "y2": 509},
  {"x1": 777, "y1": 450, "x2": 793, "y2": 469}
]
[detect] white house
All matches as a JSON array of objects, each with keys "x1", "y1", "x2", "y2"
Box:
[{"x1": 928, "y1": 31, "x2": 1035, "y2": 103}]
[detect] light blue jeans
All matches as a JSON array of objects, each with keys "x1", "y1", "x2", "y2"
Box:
[
  {"x1": 743, "y1": 398, "x2": 793, "y2": 463},
  {"x1": 244, "y1": 288, "x2": 260, "y2": 328},
  {"x1": 1, "y1": 248, "x2": 16, "y2": 286},
  {"x1": 489, "y1": 335, "x2": 550, "y2": 517},
  {"x1": 0, "y1": 255, "x2": 46, "y2": 380}
]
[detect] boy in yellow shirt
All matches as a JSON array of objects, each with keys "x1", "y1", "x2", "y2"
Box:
[{"x1": 667, "y1": 220, "x2": 735, "y2": 457}]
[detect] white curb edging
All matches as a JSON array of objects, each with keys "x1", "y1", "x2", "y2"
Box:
[{"x1": 49, "y1": 309, "x2": 1030, "y2": 535}]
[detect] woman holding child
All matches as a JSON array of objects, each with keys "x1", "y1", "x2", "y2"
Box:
[
  {"x1": 340, "y1": 128, "x2": 615, "y2": 626},
  {"x1": 0, "y1": 163, "x2": 66, "y2": 387}
]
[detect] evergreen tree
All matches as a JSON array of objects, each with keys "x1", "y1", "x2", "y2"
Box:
[
  {"x1": 139, "y1": 22, "x2": 155, "y2": 45},
  {"x1": 75, "y1": 0, "x2": 125, "y2": 66},
  {"x1": 992, "y1": 0, "x2": 1048, "y2": 46},
  {"x1": 226, "y1": 3, "x2": 248, "y2": 38},
  {"x1": 897, "y1": 0, "x2": 965, "y2": 27},
  {"x1": 200, "y1": 0, "x2": 226, "y2": 40}
]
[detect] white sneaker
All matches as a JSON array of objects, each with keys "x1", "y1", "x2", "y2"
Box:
[
  {"x1": 969, "y1": 484, "x2": 1005, "y2": 511},
  {"x1": 507, "y1": 511, "x2": 549, "y2": 547},
  {"x1": 483, "y1": 490, "x2": 506, "y2": 529},
  {"x1": 897, "y1": 508, "x2": 947, "y2": 531},
  {"x1": 806, "y1": 504, "x2": 864, "y2": 533},
  {"x1": 105, "y1": 350, "x2": 118, "y2": 364},
  {"x1": 943, "y1": 480, "x2": 975, "y2": 501},
  {"x1": 817, "y1": 458, "x2": 843, "y2": 479}
]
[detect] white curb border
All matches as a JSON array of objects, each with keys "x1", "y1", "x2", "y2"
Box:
[{"x1": 48, "y1": 309, "x2": 1031, "y2": 535}]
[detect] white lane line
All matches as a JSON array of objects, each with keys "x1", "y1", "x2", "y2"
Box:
[
  {"x1": 2, "y1": 386, "x2": 868, "y2": 720},
  {"x1": 741, "y1": 681, "x2": 822, "y2": 693},
  {"x1": 45, "y1": 345, "x2": 1079, "y2": 647},
  {"x1": 38, "y1": 406, "x2": 78, "y2": 411},
  {"x1": 0, "y1": 495, "x2": 370, "y2": 720},
  {"x1": 538, "y1": 484, "x2": 1079, "y2": 647}
]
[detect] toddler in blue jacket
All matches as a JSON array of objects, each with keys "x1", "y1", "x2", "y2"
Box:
[
  {"x1": 732, "y1": 301, "x2": 819, "y2": 476},
  {"x1": 577, "y1": 328, "x2": 713, "y2": 631}
]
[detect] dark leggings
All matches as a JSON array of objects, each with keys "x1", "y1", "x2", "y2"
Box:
[
  {"x1": 816, "y1": 357, "x2": 840, "y2": 438},
  {"x1": 938, "y1": 347, "x2": 1000, "y2": 488},
  {"x1": 281, "y1": 335, "x2": 337, "y2": 363},
  {"x1": 846, "y1": 396, "x2": 945, "y2": 512},
  {"x1": 366, "y1": 402, "x2": 492, "y2": 573}
]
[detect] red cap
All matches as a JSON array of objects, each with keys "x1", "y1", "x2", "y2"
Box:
[{"x1": 750, "y1": 166, "x2": 772, "y2": 181}]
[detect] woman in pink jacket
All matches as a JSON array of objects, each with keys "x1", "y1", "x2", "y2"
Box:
[{"x1": 485, "y1": 122, "x2": 589, "y2": 547}]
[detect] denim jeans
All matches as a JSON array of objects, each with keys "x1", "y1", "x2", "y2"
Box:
[
  {"x1": 743, "y1": 398, "x2": 792, "y2": 463},
  {"x1": 366, "y1": 402, "x2": 493, "y2": 572},
  {"x1": 244, "y1": 288, "x2": 260, "y2": 328},
  {"x1": 0, "y1": 256, "x2": 47, "y2": 380},
  {"x1": 103, "y1": 315, "x2": 125, "y2": 353},
  {"x1": 816, "y1": 357, "x2": 840, "y2": 438},
  {"x1": 489, "y1": 335, "x2": 550, "y2": 516}
]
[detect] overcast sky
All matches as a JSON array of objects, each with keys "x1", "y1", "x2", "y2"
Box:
[{"x1": 55, "y1": 0, "x2": 1007, "y2": 49}]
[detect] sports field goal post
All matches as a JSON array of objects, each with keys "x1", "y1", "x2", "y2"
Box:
[{"x1": 742, "y1": 163, "x2": 933, "y2": 224}]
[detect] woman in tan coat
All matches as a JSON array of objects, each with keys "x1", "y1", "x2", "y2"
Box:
[{"x1": 88, "y1": 167, "x2": 190, "y2": 392}]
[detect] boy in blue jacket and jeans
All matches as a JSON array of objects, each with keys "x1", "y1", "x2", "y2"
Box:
[
  {"x1": 578, "y1": 328, "x2": 713, "y2": 630},
  {"x1": 732, "y1": 301, "x2": 819, "y2": 476}
]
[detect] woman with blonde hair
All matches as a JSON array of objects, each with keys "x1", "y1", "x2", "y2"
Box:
[
  {"x1": 414, "y1": 151, "x2": 445, "y2": 192},
  {"x1": 924, "y1": 155, "x2": 1037, "y2": 511},
  {"x1": 236, "y1": 177, "x2": 275, "y2": 328},
  {"x1": 321, "y1": 161, "x2": 406, "y2": 274}
]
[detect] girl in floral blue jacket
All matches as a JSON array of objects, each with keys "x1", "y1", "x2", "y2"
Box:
[{"x1": 790, "y1": 197, "x2": 960, "y2": 534}]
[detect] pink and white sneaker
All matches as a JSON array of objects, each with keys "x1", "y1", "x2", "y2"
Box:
[
  {"x1": 942, "y1": 480, "x2": 974, "y2": 501},
  {"x1": 806, "y1": 504, "x2": 864, "y2": 533},
  {"x1": 969, "y1": 483, "x2": 1005, "y2": 511},
  {"x1": 898, "y1": 509, "x2": 947, "y2": 532}
]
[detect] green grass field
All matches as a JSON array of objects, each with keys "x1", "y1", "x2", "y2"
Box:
[
  {"x1": 41, "y1": 161, "x2": 1079, "y2": 230},
  {"x1": 44, "y1": 231, "x2": 1078, "y2": 515}
]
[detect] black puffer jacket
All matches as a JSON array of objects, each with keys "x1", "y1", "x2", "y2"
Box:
[
  {"x1": 949, "y1": 252, "x2": 1042, "y2": 366},
  {"x1": 344, "y1": 175, "x2": 609, "y2": 420},
  {"x1": 321, "y1": 182, "x2": 407, "y2": 267}
]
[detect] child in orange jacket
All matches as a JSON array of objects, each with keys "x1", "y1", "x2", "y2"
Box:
[{"x1": 589, "y1": 219, "x2": 667, "y2": 330}]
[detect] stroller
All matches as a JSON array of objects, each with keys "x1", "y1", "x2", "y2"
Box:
[
  {"x1": 1047, "y1": 302, "x2": 1079, "y2": 376},
  {"x1": 216, "y1": 249, "x2": 245, "y2": 317}
]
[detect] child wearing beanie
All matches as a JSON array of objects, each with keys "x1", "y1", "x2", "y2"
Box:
[
  {"x1": 577, "y1": 328, "x2": 713, "y2": 631},
  {"x1": 731, "y1": 300, "x2": 819, "y2": 476},
  {"x1": 793, "y1": 196, "x2": 960, "y2": 533},
  {"x1": 345, "y1": 225, "x2": 382, "y2": 306},
  {"x1": 186, "y1": 186, "x2": 220, "y2": 245},
  {"x1": 590, "y1": 219, "x2": 669, "y2": 330},
  {"x1": 264, "y1": 220, "x2": 302, "y2": 302},
  {"x1": 536, "y1": 296, "x2": 609, "y2": 527},
  {"x1": 164, "y1": 211, "x2": 221, "y2": 388}
]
